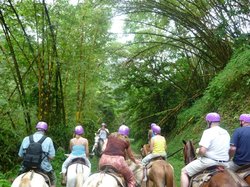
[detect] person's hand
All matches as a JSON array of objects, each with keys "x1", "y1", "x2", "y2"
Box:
[
  {"x1": 135, "y1": 159, "x2": 141, "y2": 164},
  {"x1": 196, "y1": 148, "x2": 200, "y2": 155}
]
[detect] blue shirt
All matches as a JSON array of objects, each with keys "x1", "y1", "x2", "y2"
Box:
[
  {"x1": 18, "y1": 131, "x2": 55, "y2": 172},
  {"x1": 231, "y1": 126, "x2": 250, "y2": 165},
  {"x1": 71, "y1": 145, "x2": 86, "y2": 156}
]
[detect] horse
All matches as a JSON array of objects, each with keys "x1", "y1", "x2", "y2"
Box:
[
  {"x1": 140, "y1": 144, "x2": 151, "y2": 158},
  {"x1": 66, "y1": 159, "x2": 90, "y2": 187},
  {"x1": 235, "y1": 163, "x2": 250, "y2": 185},
  {"x1": 90, "y1": 133, "x2": 105, "y2": 158},
  {"x1": 82, "y1": 171, "x2": 126, "y2": 187},
  {"x1": 127, "y1": 159, "x2": 176, "y2": 187},
  {"x1": 11, "y1": 170, "x2": 49, "y2": 187},
  {"x1": 182, "y1": 140, "x2": 248, "y2": 187}
]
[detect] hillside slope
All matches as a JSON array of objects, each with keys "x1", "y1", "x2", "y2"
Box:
[{"x1": 166, "y1": 47, "x2": 250, "y2": 185}]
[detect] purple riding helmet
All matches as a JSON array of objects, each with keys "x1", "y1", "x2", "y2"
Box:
[
  {"x1": 205, "y1": 112, "x2": 220, "y2": 122},
  {"x1": 152, "y1": 125, "x2": 161, "y2": 134},
  {"x1": 240, "y1": 114, "x2": 250, "y2": 123},
  {"x1": 75, "y1": 125, "x2": 84, "y2": 135},
  {"x1": 150, "y1": 123, "x2": 157, "y2": 129},
  {"x1": 118, "y1": 125, "x2": 130, "y2": 136},
  {"x1": 36, "y1": 121, "x2": 48, "y2": 131}
]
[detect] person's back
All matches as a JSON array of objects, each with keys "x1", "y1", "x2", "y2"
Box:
[
  {"x1": 201, "y1": 126, "x2": 230, "y2": 161},
  {"x1": 99, "y1": 125, "x2": 139, "y2": 187},
  {"x1": 61, "y1": 125, "x2": 91, "y2": 185},
  {"x1": 152, "y1": 135, "x2": 166, "y2": 155},
  {"x1": 229, "y1": 114, "x2": 250, "y2": 171},
  {"x1": 18, "y1": 121, "x2": 56, "y2": 187},
  {"x1": 142, "y1": 125, "x2": 167, "y2": 167}
]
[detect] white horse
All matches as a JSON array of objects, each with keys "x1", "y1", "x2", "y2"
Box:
[
  {"x1": 11, "y1": 170, "x2": 49, "y2": 187},
  {"x1": 82, "y1": 172, "x2": 125, "y2": 187},
  {"x1": 66, "y1": 163, "x2": 90, "y2": 187}
]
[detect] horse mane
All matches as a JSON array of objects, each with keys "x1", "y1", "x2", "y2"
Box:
[{"x1": 19, "y1": 172, "x2": 32, "y2": 187}]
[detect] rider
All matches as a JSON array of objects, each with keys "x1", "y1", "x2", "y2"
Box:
[
  {"x1": 180, "y1": 112, "x2": 230, "y2": 187},
  {"x1": 142, "y1": 125, "x2": 167, "y2": 165},
  {"x1": 18, "y1": 121, "x2": 56, "y2": 187},
  {"x1": 96, "y1": 122, "x2": 109, "y2": 141},
  {"x1": 61, "y1": 125, "x2": 91, "y2": 185},
  {"x1": 229, "y1": 113, "x2": 250, "y2": 171},
  {"x1": 142, "y1": 123, "x2": 157, "y2": 156},
  {"x1": 90, "y1": 122, "x2": 109, "y2": 156},
  {"x1": 99, "y1": 124, "x2": 139, "y2": 187},
  {"x1": 141, "y1": 125, "x2": 167, "y2": 181}
]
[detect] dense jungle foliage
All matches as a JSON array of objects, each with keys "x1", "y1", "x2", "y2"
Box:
[{"x1": 0, "y1": 0, "x2": 249, "y2": 186}]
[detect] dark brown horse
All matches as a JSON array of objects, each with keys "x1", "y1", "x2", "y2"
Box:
[
  {"x1": 183, "y1": 140, "x2": 248, "y2": 187},
  {"x1": 235, "y1": 164, "x2": 250, "y2": 185}
]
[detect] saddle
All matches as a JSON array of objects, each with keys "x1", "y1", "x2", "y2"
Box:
[
  {"x1": 189, "y1": 165, "x2": 248, "y2": 187},
  {"x1": 189, "y1": 165, "x2": 225, "y2": 187},
  {"x1": 67, "y1": 157, "x2": 87, "y2": 168},
  {"x1": 236, "y1": 163, "x2": 250, "y2": 179},
  {"x1": 100, "y1": 165, "x2": 126, "y2": 187}
]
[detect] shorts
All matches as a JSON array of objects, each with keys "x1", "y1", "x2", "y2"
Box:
[{"x1": 183, "y1": 157, "x2": 229, "y2": 177}]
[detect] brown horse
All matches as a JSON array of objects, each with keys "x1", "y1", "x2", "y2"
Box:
[
  {"x1": 183, "y1": 140, "x2": 248, "y2": 187},
  {"x1": 127, "y1": 159, "x2": 176, "y2": 187},
  {"x1": 141, "y1": 144, "x2": 151, "y2": 158},
  {"x1": 235, "y1": 164, "x2": 250, "y2": 185}
]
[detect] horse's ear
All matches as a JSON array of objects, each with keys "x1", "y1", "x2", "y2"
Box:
[{"x1": 182, "y1": 140, "x2": 186, "y2": 145}]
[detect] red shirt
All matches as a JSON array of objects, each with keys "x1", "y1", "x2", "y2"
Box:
[{"x1": 103, "y1": 133, "x2": 129, "y2": 158}]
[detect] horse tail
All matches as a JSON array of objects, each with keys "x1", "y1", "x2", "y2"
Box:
[
  {"x1": 76, "y1": 172, "x2": 84, "y2": 187},
  {"x1": 164, "y1": 163, "x2": 175, "y2": 187}
]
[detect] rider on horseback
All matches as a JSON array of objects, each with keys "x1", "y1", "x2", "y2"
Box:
[
  {"x1": 229, "y1": 114, "x2": 250, "y2": 171},
  {"x1": 141, "y1": 125, "x2": 167, "y2": 181},
  {"x1": 141, "y1": 123, "x2": 156, "y2": 157},
  {"x1": 97, "y1": 122, "x2": 109, "y2": 141},
  {"x1": 18, "y1": 121, "x2": 56, "y2": 187},
  {"x1": 90, "y1": 122, "x2": 109, "y2": 156},
  {"x1": 99, "y1": 124, "x2": 140, "y2": 187},
  {"x1": 60, "y1": 125, "x2": 91, "y2": 185},
  {"x1": 180, "y1": 112, "x2": 230, "y2": 187}
]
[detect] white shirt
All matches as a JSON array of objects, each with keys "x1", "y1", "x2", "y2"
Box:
[{"x1": 199, "y1": 126, "x2": 230, "y2": 161}]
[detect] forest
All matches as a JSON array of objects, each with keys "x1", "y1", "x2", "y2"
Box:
[{"x1": 0, "y1": 0, "x2": 249, "y2": 186}]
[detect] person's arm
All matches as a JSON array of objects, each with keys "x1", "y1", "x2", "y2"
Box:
[
  {"x1": 197, "y1": 146, "x2": 207, "y2": 156},
  {"x1": 149, "y1": 138, "x2": 154, "y2": 152},
  {"x1": 69, "y1": 139, "x2": 74, "y2": 152},
  {"x1": 229, "y1": 145, "x2": 236, "y2": 159},
  {"x1": 127, "y1": 144, "x2": 137, "y2": 163},
  {"x1": 85, "y1": 139, "x2": 89, "y2": 157},
  {"x1": 48, "y1": 138, "x2": 56, "y2": 160}
]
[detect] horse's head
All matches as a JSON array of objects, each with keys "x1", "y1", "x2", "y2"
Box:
[
  {"x1": 127, "y1": 160, "x2": 144, "y2": 185},
  {"x1": 183, "y1": 140, "x2": 196, "y2": 165}
]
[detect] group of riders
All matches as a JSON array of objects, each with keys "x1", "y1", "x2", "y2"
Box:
[{"x1": 15, "y1": 112, "x2": 250, "y2": 187}]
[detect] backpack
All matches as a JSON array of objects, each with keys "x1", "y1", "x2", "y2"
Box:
[{"x1": 23, "y1": 135, "x2": 47, "y2": 169}]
